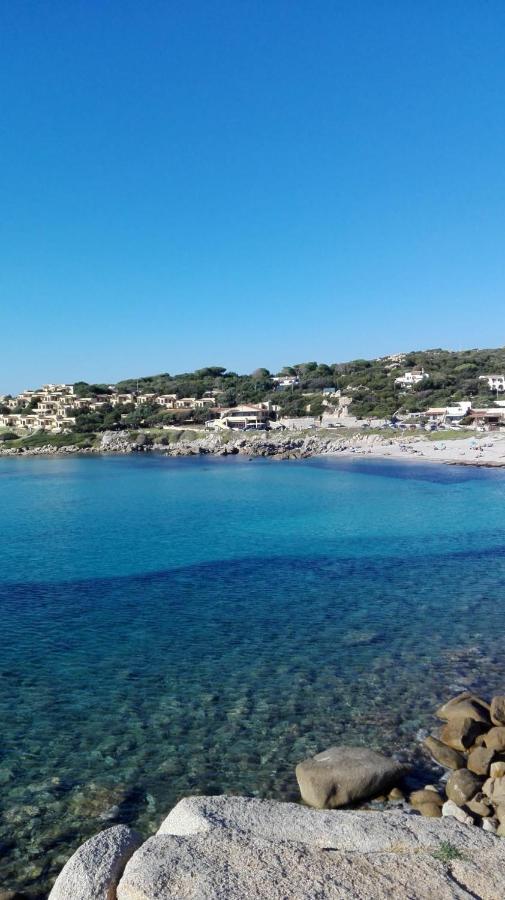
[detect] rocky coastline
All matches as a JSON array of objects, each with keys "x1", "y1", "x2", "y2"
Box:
[
  {"x1": 0, "y1": 429, "x2": 398, "y2": 460},
  {"x1": 41, "y1": 691, "x2": 505, "y2": 899},
  {"x1": 46, "y1": 795, "x2": 505, "y2": 900},
  {"x1": 2, "y1": 428, "x2": 505, "y2": 467}
]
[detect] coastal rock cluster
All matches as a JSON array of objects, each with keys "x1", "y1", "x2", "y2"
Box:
[
  {"x1": 0, "y1": 443, "x2": 95, "y2": 456},
  {"x1": 46, "y1": 695, "x2": 505, "y2": 899},
  {"x1": 0, "y1": 429, "x2": 386, "y2": 459},
  {"x1": 417, "y1": 692, "x2": 505, "y2": 833},
  {"x1": 49, "y1": 795, "x2": 505, "y2": 900},
  {"x1": 158, "y1": 432, "x2": 385, "y2": 460},
  {"x1": 295, "y1": 693, "x2": 505, "y2": 834},
  {"x1": 10, "y1": 679, "x2": 505, "y2": 898},
  {"x1": 88, "y1": 428, "x2": 395, "y2": 460}
]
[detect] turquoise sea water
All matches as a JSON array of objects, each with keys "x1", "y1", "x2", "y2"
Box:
[{"x1": 1, "y1": 455, "x2": 505, "y2": 896}]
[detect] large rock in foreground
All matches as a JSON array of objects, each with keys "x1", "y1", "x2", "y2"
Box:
[
  {"x1": 295, "y1": 746, "x2": 407, "y2": 808},
  {"x1": 49, "y1": 824, "x2": 142, "y2": 900},
  {"x1": 117, "y1": 796, "x2": 505, "y2": 899},
  {"x1": 157, "y1": 795, "x2": 478, "y2": 851}
]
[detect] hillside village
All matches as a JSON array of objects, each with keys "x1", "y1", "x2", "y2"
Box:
[{"x1": 3, "y1": 347, "x2": 505, "y2": 442}]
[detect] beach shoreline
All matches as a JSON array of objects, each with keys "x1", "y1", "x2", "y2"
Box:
[
  {"x1": 2, "y1": 429, "x2": 505, "y2": 469},
  {"x1": 331, "y1": 434, "x2": 505, "y2": 468}
]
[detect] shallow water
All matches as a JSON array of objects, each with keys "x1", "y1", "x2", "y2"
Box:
[{"x1": 1, "y1": 455, "x2": 505, "y2": 895}]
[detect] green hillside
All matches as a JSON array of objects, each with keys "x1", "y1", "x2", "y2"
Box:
[
  {"x1": 5, "y1": 347, "x2": 503, "y2": 438},
  {"x1": 110, "y1": 346, "x2": 505, "y2": 421}
]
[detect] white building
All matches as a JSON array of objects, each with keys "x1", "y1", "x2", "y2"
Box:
[
  {"x1": 208, "y1": 403, "x2": 274, "y2": 431},
  {"x1": 272, "y1": 375, "x2": 300, "y2": 389},
  {"x1": 0, "y1": 383, "x2": 77, "y2": 433},
  {"x1": 110, "y1": 393, "x2": 135, "y2": 407},
  {"x1": 479, "y1": 375, "x2": 505, "y2": 393},
  {"x1": 469, "y1": 408, "x2": 505, "y2": 430},
  {"x1": 425, "y1": 401, "x2": 472, "y2": 427},
  {"x1": 394, "y1": 368, "x2": 430, "y2": 388},
  {"x1": 155, "y1": 394, "x2": 177, "y2": 408}
]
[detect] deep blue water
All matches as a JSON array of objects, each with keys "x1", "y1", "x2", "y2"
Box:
[{"x1": 1, "y1": 454, "x2": 505, "y2": 896}]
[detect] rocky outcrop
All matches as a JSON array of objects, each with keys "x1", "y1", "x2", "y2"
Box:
[
  {"x1": 422, "y1": 691, "x2": 505, "y2": 830},
  {"x1": 409, "y1": 788, "x2": 444, "y2": 817},
  {"x1": 439, "y1": 718, "x2": 485, "y2": 752},
  {"x1": 490, "y1": 695, "x2": 505, "y2": 726},
  {"x1": 484, "y1": 726, "x2": 505, "y2": 751},
  {"x1": 0, "y1": 429, "x2": 394, "y2": 459},
  {"x1": 48, "y1": 824, "x2": 142, "y2": 899},
  {"x1": 295, "y1": 746, "x2": 407, "y2": 809},
  {"x1": 436, "y1": 694, "x2": 490, "y2": 725},
  {"x1": 159, "y1": 795, "x2": 469, "y2": 850},
  {"x1": 423, "y1": 736, "x2": 466, "y2": 769},
  {"x1": 482, "y1": 775, "x2": 505, "y2": 807},
  {"x1": 45, "y1": 692, "x2": 505, "y2": 898},
  {"x1": 99, "y1": 432, "x2": 137, "y2": 453},
  {"x1": 48, "y1": 794, "x2": 505, "y2": 898},
  {"x1": 445, "y1": 770, "x2": 483, "y2": 806},
  {"x1": 0, "y1": 443, "x2": 95, "y2": 456},
  {"x1": 115, "y1": 796, "x2": 505, "y2": 899},
  {"x1": 441, "y1": 800, "x2": 474, "y2": 827},
  {"x1": 467, "y1": 746, "x2": 494, "y2": 775}
]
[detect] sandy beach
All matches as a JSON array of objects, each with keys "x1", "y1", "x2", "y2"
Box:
[{"x1": 335, "y1": 433, "x2": 505, "y2": 467}]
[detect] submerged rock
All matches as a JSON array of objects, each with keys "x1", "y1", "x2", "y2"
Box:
[
  {"x1": 295, "y1": 746, "x2": 407, "y2": 809},
  {"x1": 69, "y1": 783, "x2": 128, "y2": 820}
]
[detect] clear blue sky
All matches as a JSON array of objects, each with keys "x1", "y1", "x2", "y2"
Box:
[{"x1": 1, "y1": 1, "x2": 504, "y2": 393}]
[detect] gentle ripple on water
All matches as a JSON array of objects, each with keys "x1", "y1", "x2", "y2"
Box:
[{"x1": 1, "y1": 456, "x2": 505, "y2": 896}]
